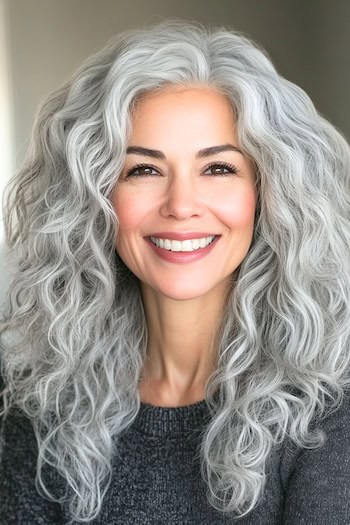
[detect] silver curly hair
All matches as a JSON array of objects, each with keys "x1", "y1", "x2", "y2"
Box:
[{"x1": 1, "y1": 17, "x2": 350, "y2": 523}]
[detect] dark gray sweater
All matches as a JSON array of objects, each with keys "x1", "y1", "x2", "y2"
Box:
[{"x1": 1, "y1": 388, "x2": 350, "y2": 525}]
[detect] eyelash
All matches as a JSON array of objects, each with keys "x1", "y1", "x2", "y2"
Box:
[{"x1": 125, "y1": 162, "x2": 241, "y2": 178}]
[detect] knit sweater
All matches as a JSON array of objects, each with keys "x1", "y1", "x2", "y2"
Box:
[{"x1": 1, "y1": 387, "x2": 350, "y2": 525}]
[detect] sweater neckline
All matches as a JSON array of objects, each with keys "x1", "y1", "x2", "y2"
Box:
[{"x1": 133, "y1": 393, "x2": 218, "y2": 437}]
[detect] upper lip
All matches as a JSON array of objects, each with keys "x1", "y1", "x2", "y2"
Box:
[{"x1": 147, "y1": 232, "x2": 220, "y2": 241}]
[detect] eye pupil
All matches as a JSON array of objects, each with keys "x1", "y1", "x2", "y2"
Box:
[{"x1": 211, "y1": 165, "x2": 227, "y2": 174}]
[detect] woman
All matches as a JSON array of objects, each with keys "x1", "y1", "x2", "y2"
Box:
[{"x1": 1, "y1": 18, "x2": 350, "y2": 525}]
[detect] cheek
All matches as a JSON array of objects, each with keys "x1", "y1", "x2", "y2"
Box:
[
  {"x1": 112, "y1": 189, "x2": 149, "y2": 233},
  {"x1": 218, "y1": 189, "x2": 257, "y2": 228}
]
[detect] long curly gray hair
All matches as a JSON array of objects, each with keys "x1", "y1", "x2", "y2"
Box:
[{"x1": 1, "y1": 18, "x2": 350, "y2": 523}]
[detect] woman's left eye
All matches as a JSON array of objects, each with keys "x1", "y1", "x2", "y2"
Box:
[{"x1": 205, "y1": 163, "x2": 240, "y2": 176}]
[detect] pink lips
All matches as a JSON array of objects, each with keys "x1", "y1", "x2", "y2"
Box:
[{"x1": 145, "y1": 235, "x2": 220, "y2": 263}]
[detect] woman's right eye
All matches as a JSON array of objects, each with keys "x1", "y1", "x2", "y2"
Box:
[{"x1": 125, "y1": 164, "x2": 158, "y2": 178}]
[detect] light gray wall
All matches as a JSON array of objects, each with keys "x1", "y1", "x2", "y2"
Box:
[
  {"x1": 1, "y1": 0, "x2": 349, "y2": 305},
  {"x1": 7, "y1": 0, "x2": 350, "y2": 169}
]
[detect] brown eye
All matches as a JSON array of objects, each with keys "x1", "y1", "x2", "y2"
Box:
[
  {"x1": 126, "y1": 164, "x2": 159, "y2": 178},
  {"x1": 204, "y1": 163, "x2": 240, "y2": 176}
]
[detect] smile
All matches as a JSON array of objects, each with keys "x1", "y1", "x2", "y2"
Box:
[
  {"x1": 149, "y1": 235, "x2": 217, "y2": 252},
  {"x1": 145, "y1": 235, "x2": 221, "y2": 264}
]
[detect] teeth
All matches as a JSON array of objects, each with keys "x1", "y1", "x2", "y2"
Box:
[{"x1": 150, "y1": 235, "x2": 216, "y2": 252}]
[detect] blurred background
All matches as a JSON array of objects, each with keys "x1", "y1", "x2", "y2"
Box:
[{"x1": 0, "y1": 0, "x2": 349, "y2": 305}]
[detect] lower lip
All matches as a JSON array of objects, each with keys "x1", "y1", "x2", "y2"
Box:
[{"x1": 145, "y1": 236, "x2": 221, "y2": 263}]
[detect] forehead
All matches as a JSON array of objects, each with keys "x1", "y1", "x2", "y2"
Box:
[
  {"x1": 129, "y1": 85, "x2": 237, "y2": 145},
  {"x1": 133, "y1": 84, "x2": 234, "y2": 115}
]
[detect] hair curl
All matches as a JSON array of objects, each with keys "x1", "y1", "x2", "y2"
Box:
[{"x1": 1, "y1": 17, "x2": 350, "y2": 523}]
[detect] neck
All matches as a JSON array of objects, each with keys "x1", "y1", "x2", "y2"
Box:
[{"x1": 138, "y1": 278, "x2": 231, "y2": 396}]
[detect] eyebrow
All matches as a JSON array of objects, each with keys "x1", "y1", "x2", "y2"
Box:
[{"x1": 126, "y1": 143, "x2": 244, "y2": 159}]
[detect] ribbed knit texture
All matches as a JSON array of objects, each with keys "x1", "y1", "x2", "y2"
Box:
[{"x1": 1, "y1": 387, "x2": 350, "y2": 524}]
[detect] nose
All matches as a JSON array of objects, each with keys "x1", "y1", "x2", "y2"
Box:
[{"x1": 159, "y1": 172, "x2": 205, "y2": 220}]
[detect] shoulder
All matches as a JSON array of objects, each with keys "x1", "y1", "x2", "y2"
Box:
[
  {"x1": 0, "y1": 392, "x2": 65, "y2": 523},
  {"x1": 281, "y1": 388, "x2": 350, "y2": 524},
  {"x1": 0, "y1": 366, "x2": 38, "y2": 464},
  {"x1": 0, "y1": 361, "x2": 34, "y2": 433},
  {"x1": 281, "y1": 388, "x2": 350, "y2": 464},
  {"x1": 312, "y1": 387, "x2": 350, "y2": 437},
  {"x1": 0, "y1": 406, "x2": 38, "y2": 472}
]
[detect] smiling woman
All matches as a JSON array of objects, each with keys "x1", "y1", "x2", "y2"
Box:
[
  {"x1": 111, "y1": 85, "x2": 258, "y2": 405},
  {"x1": 0, "y1": 18, "x2": 350, "y2": 525}
]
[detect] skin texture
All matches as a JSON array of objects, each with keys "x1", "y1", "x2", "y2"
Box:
[{"x1": 111, "y1": 85, "x2": 258, "y2": 406}]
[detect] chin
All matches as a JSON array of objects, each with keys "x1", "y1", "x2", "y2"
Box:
[{"x1": 151, "y1": 280, "x2": 220, "y2": 301}]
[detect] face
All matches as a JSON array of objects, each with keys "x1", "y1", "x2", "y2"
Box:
[{"x1": 111, "y1": 85, "x2": 257, "y2": 301}]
